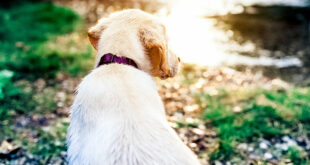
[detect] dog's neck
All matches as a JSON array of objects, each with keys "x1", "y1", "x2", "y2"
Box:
[
  {"x1": 95, "y1": 29, "x2": 152, "y2": 73},
  {"x1": 97, "y1": 53, "x2": 138, "y2": 69}
]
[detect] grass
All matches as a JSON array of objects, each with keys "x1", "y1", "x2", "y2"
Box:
[
  {"x1": 197, "y1": 87, "x2": 310, "y2": 162},
  {"x1": 0, "y1": 2, "x2": 93, "y2": 79},
  {"x1": 287, "y1": 146, "x2": 309, "y2": 165},
  {"x1": 0, "y1": 1, "x2": 93, "y2": 120},
  {"x1": 0, "y1": 70, "x2": 19, "y2": 121},
  {"x1": 0, "y1": 2, "x2": 93, "y2": 163},
  {"x1": 28, "y1": 119, "x2": 69, "y2": 164},
  {"x1": 1, "y1": 2, "x2": 310, "y2": 164}
]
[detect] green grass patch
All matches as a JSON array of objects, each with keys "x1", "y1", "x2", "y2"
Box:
[
  {"x1": 28, "y1": 119, "x2": 69, "y2": 163},
  {"x1": 286, "y1": 146, "x2": 310, "y2": 165},
  {"x1": 198, "y1": 87, "x2": 310, "y2": 161},
  {"x1": 0, "y1": 3, "x2": 93, "y2": 163},
  {"x1": 0, "y1": 70, "x2": 20, "y2": 121},
  {"x1": 0, "y1": 2, "x2": 93, "y2": 79},
  {"x1": 263, "y1": 88, "x2": 310, "y2": 123}
]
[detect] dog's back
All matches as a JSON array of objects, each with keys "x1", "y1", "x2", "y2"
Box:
[
  {"x1": 67, "y1": 65, "x2": 200, "y2": 165},
  {"x1": 67, "y1": 9, "x2": 200, "y2": 165}
]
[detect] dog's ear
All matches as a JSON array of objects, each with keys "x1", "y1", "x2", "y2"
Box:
[
  {"x1": 139, "y1": 28, "x2": 170, "y2": 79},
  {"x1": 168, "y1": 50, "x2": 181, "y2": 77},
  {"x1": 88, "y1": 19, "x2": 108, "y2": 50}
]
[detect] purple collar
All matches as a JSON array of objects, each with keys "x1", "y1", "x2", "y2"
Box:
[{"x1": 97, "y1": 53, "x2": 138, "y2": 69}]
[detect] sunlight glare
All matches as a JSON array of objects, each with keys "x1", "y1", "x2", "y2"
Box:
[{"x1": 161, "y1": 0, "x2": 303, "y2": 67}]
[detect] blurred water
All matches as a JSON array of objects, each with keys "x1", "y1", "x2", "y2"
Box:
[
  {"x1": 165, "y1": 0, "x2": 308, "y2": 16},
  {"x1": 163, "y1": 0, "x2": 307, "y2": 70}
]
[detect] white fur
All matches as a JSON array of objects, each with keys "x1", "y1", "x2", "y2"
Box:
[{"x1": 67, "y1": 9, "x2": 200, "y2": 165}]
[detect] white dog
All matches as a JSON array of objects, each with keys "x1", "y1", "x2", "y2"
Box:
[{"x1": 67, "y1": 9, "x2": 200, "y2": 165}]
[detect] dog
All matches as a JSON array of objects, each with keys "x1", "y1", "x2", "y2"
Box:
[{"x1": 67, "y1": 9, "x2": 200, "y2": 165}]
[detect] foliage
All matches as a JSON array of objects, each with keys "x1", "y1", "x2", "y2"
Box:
[
  {"x1": 0, "y1": 3, "x2": 93, "y2": 79},
  {"x1": 0, "y1": 70, "x2": 20, "y2": 120},
  {"x1": 0, "y1": 70, "x2": 15, "y2": 99}
]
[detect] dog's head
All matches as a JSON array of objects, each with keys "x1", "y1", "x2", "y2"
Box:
[{"x1": 88, "y1": 9, "x2": 180, "y2": 79}]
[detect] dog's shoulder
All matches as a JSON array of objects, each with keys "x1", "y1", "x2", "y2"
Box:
[
  {"x1": 72, "y1": 64, "x2": 162, "y2": 116},
  {"x1": 82, "y1": 64, "x2": 155, "y2": 90}
]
